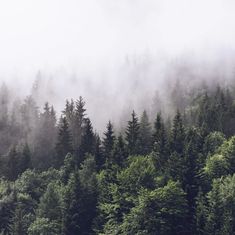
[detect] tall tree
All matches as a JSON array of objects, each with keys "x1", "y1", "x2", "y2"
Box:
[
  {"x1": 125, "y1": 110, "x2": 140, "y2": 155},
  {"x1": 138, "y1": 110, "x2": 152, "y2": 155},
  {"x1": 55, "y1": 117, "x2": 73, "y2": 168},
  {"x1": 34, "y1": 103, "x2": 57, "y2": 169},
  {"x1": 74, "y1": 97, "x2": 86, "y2": 153},
  {"x1": 63, "y1": 171, "x2": 81, "y2": 235},
  {"x1": 102, "y1": 121, "x2": 115, "y2": 165},
  {"x1": 79, "y1": 118, "x2": 95, "y2": 164},
  {"x1": 111, "y1": 134, "x2": 128, "y2": 167},
  {"x1": 152, "y1": 113, "x2": 168, "y2": 168},
  {"x1": 170, "y1": 110, "x2": 185, "y2": 155}
]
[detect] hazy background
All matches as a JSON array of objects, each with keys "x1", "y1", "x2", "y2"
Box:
[{"x1": 1, "y1": 0, "x2": 235, "y2": 131}]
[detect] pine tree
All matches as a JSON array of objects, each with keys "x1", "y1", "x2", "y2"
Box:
[
  {"x1": 74, "y1": 96, "x2": 86, "y2": 150},
  {"x1": 94, "y1": 134, "x2": 104, "y2": 170},
  {"x1": 6, "y1": 146, "x2": 19, "y2": 181},
  {"x1": 102, "y1": 121, "x2": 115, "y2": 164},
  {"x1": 55, "y1": 117, "x2": 73, "y2": 168},
  {"x1": 152, "y1": 113, "x2": 168, "y2": 167},
  {"x1": 111, "y1": 134, "x2": 128, "y2": 167},
  {"x1": 125, "y1": 110, "x2": 140, "y2": 155},
  {"x1": 19, "y1": 143, "x2": 32, "y2": 172},
  {"x1": 34, "y1": 102, "x2": 57, "y2": 169},
  {"x1": 183, "y1": 127, "x2": 201, "y2": 234},
  {"x1": 63, "y1": 171, "x2": 81, "y2": 235},
  {"x1": 79, "y1": 118, "x2": 95, "y2": 164},
  {"x1": 138, "y1": 110, "x2": 152, "y2": 155},
  {"x1": 170, "y1": 110, "x2": 185, "y2": 155}
]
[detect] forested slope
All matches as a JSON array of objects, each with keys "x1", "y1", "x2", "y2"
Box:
[{"x1": 1, "y1": 85, "x2": 235, "y2": 234}]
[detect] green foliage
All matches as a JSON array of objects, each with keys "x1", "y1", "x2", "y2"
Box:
[
  {"x1": 203, "y1": 131, "x2": 226, "y2": 156},
  {"x1": 205, "y1": 175, "x2": 235, "y2": 234},
  {"x1": 28, "y1": 217, "x2": 59, "y2": 235},
  {"x1": 204, "y1": 154, "x2": 229, "y2": 180},
  {"x1": 1, "y1": 88, "x2": 235, "y2": 234},
  {"x1": 120, "y1": 181, "x2": 188, "y2": 235}
]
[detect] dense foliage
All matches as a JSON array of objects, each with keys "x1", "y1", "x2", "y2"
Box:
[{"x1": 1, "y1": 84, "x2": 235, "y2": 234}]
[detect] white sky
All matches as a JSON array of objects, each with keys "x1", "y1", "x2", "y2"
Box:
[{"x1": 0, "y1": 0, "x2": 234, "y2": 80}]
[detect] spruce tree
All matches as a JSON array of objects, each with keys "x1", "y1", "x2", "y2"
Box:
[
  {"x1": 138, "y1": 110, "x2": 152, "y2": 155},
  {"x1": 111, "y1": 134, "x2": 128, "y2": 167},
  {"x1": 170, "y1": 110, "x2": 185, "y2": 155},
  {"x1": 74, "y1": 96, "x2": 86, "y2": 147},
  {"x1": 102, "y1": 121, "x2": 115, "y2": 165},
  {"x1": 79, "y1": 118, "x2": 94, "y2": 164},
  {"x1": 152, "y1": 113, "x2": 168, "y2": 167},
  {"x1": 125, "y1": 110, "x2": 140, "y2": 155},
  {"x1": 63, "y1": 171, "x2": 81, "y2": 235},
  {"x1": 6, "y1": 146, "x2": 18, "y2": 181},
  {"x1": 19, "y1": 143, "x2": 32, "y2": 172},
  {"x1": 55, "y1": 116, "x2": 73, "y2": 168}
]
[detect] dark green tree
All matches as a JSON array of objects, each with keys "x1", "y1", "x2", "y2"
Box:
[
  {"x1": 125, "y1": 110, "x2": 140, "y2": 155},
  {"x1": 138, "y1": 110, "x2": 152, "y2": 155},
  {"x1": 102, "y1": 121, "x2": 115, "y2": 165},
  {"x1": 63, "y1": 171, "x2": 81, "y2": 235},
  {"x1": 55, "y1": 117, "x2": 73, "y2": 168},
  {"x1": 170, "y1": 110, "x2": 185, "y2": 155},
  {"x1": 152, "y1": 113, "x2": 169, "y2": 168},
  {"x1": 79, "y1": 118, "x2": 95, "y2": 164}
]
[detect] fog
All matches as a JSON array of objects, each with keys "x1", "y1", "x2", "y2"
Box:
[{"x1": 1, "y1": 0, "x2": 235, "y2": 131}]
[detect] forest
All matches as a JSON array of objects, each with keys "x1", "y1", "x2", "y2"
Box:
[{"x1": 0, "y1": 81, "x2": 234, "y2": 235}]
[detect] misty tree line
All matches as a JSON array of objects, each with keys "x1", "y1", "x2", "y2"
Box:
[{"x1": 1, "y1": 83, "x2": 235, "y2": 234}]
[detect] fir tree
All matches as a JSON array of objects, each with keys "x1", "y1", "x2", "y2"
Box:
[
  {"x1": 125, "y1": 110, "x2": 140, "y2": 155},
  {"x1": 171, "y1": 110, "x2": 185, "y2": 155},
  {"x1": 138, "y1": 110, "x2": 152, "y2": 155},
  {"x1": 102, "y1": 121, "x2": 115, "y2": 165},
  {"x1": 152, "y1": 113, "x2": 168, "y2": 167},
  {"x1": 79, "y1": 118, "x2": 95, "y2": 164},
  {"x1": 55, "y1": 117, "x2": 73, "y2": 168}
]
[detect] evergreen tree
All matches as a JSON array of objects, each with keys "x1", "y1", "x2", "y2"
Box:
[
  {"x1": 63, "y1": 171, "x2": 81, "y2": 235},
  {"x1": 79, "y1": 118, "x2": 95, "y2": 164},
  {"x1": 34, "y1": 102, "x2": 57, "y2": 169},
  {"x1": 170, "y1": 110, "x2": 185, "y2": 155},
  {"x1": 55, "y1": 117, "x2": 73, "y2": 168},
  {"x1": 19, "y1": 143, "x2": 32, "y2": 173},
  {"x1": 183, "y1": 127, "x2": 201, "y2": 233},
  {"x1": 102, "y1": 121, "x2": 115, "y2": 165},
  {"x1": 152, "y1": 113, "x2": 168, "y2": 168},
  {"x1": 138, "y1": 110, "x2": 152, "y2": 155},
  {"x1": 111, "y1": 134, "x2": 128, "y2": 167},
  {"x1": 6, "y1": 146, "x2": 19, "y2": 181},
  {"x1": 125, "y1": 110, "x2": 140, "y2": 155},
  {"x1": 74, "y1": 97, "x2": 86, "y2": 152},
  {"x1": 94, "y1": 134, "x2": 104, "y2": 170}
]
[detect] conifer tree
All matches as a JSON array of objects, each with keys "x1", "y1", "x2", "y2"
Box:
[
  {"x1": 111, "y1": 134, "x2": 128, "y2": 167},
  {"x1": 102, "y1": 121, "x2": 115, "y2": 164},
  {"x1": 55, "y1": 117, "x2": 73, "y2": 168},
  {"x1": 138, "y1": 110, "x2": 152, "y2": 155},
  {"x1": 19, "y1": 143, "x2": 32, "y2": 172},
  {"x1": 79, "y1": 118, "x2": 95, "y2": 164},
  {"x1": 6, "y1": 146, "x2": 18, "y2": 181},
  {"x1": 170, "y1": 110, "x2": 185, "y2": 155},
  {"x1": 94, "y1": 134, "x2": 104, "y2": 170},
  {"x1": 34, "y1": 102, "x2": 57, "y2": 169},
  {"x1": 74, "y1": 96, "x2": 86, "y2": 149},
  {"x1": 125, "y1": 110, "x2": 140, "y2": 155},
  {"x1": 63, "y1": 171, "x2": 81, "y2": 235},
  {"x1": 152, "y1": 113, "x2": 168, "y2": 167}
]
